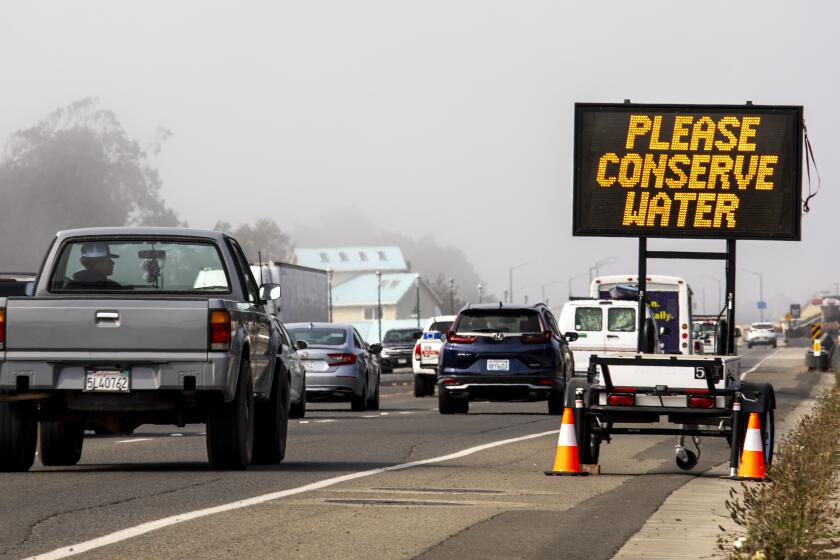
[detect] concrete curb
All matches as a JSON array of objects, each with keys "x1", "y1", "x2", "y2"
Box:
[{"x1": 611, "y1": 370, "x2": 835, "y2": 560}]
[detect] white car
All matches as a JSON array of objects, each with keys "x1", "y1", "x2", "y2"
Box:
[
  {"x1": 412, "y1": 315, "x2": 456, "y2": 397},
  {"x1": 747, "y1": 322, "x2": 777, "y2": 348},
  {"x1": 557, "y1": 299, "x2": 660, "y2": 376}
]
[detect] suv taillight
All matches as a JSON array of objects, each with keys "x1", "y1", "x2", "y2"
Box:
[
  {"x1": 209, "y1": 310, "x2": 231, "y2": 351},
  {"x1": 447, "y1": 331, "x2": 478, "y2": 344},
  {"x1": 0, "y1": 308, "x2": 5, "y2": 349},
  {"x1": 521, "y1": 331, "x2": 552, "y2": 344}
]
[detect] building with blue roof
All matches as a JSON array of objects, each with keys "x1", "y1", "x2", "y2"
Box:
[
  {"x1": 331, "y1": 272, "x2": 443, "y2": 324},
  {"x1": 292, "y1": 246, "x2": 408, "y2": 285}
]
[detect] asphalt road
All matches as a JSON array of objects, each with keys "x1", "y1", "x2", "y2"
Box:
[{"x1": 0, "y1": 347, "x2": 817, "y2": 560}]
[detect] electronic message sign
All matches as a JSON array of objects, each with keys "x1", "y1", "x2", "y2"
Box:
[{"x1": 573, "y1": 104, "x2": 803, "y2": 240}]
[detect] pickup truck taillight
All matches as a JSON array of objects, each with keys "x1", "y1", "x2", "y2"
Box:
[
  {"x1": 0, "y1": 308, "x2": 5, "y2": 349},
  {"x1": 414, "y1": 343, "x2": 421, "y2": 360},
  {"x1": 209, "y1": 310, "x2": 231, "y2": 351},
  {"x1": 446, "y1": 331, "x2": 477, "y2": 344}
]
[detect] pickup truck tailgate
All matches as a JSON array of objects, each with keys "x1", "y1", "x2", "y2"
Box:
[{"x1": 6, "y1": 299, "x2": 209, "y2": 352}]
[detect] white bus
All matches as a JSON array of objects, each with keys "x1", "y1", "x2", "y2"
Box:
[{"x1": 590, "y1": 274, "x2": 696, "y2": 355}]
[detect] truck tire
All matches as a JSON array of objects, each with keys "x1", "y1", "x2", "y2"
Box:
[
  {"x1": 0, "y1": 402, "x2": 37, "y2": 472},
  {"x1": 252, "y1": 366, "x2": 289, "y2": 465},
  {"x1": 438, "y1": 389, "x2": 468, "y2": 414},
  {"x1": 351, "y1": 377, "x2": 368, "y2": 412},
  {"x1": 39, "y1": 420, "x2": 84, "y2": 466},
  {"x1": 207, "y1": 360, "x2": 254, "y2": 470},
  {"x1": 414, "y1": 375, "x2": 426, "y2": 397},
  {"x1": 425, "y1": 376, "x2": 435, "y2": 396},
  {"x1": 289, "y1": 384, "x2": 306, "y2": 419}
]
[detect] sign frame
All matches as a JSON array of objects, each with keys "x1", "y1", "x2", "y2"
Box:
[{"x1": 573, "y1": 102, "x2": 804, "y2": 241}]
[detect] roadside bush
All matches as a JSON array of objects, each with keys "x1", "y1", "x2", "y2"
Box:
[{"x1": 720, "y1": 374, "x2": 840, "y2": 559}]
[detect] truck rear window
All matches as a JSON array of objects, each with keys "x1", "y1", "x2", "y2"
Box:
[
  {"x1": 456, "y1": 310, "x2": 542, "y2": 333},
  {"x1": 49, "y1": 240, "x2": 231, "y2": 293},
  {"x1": 428, "y1": 321, "x2": 453, "y2": 333}
]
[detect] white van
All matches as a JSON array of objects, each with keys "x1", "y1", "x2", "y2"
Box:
[{"x1": 558, "y1": 299, "x2": 660, "y2": 376}]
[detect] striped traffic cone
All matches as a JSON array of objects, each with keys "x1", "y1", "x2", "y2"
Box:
[
  {"x1": 735, "y1": 412, "x2": 767, "y2": 481},
  {"x1": 545, "y1": 407, "x2": 588, "y2": 476}
]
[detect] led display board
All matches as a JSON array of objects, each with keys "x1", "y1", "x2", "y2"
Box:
[{"x1": 573, "y1": 103, "x2": 803, "y2": 240}]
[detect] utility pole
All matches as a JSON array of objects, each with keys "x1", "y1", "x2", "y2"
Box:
[
  {"x1": 448, "y1": 277, "x2": 455, "y2": 314},
  {"x1": 415, "y1": 273, "x2": 421, "y2": 329},
  {"x1": 376, "y1": 270, "x2": 382, "y2": 342},
  {"x1": 327, "y1": 268, "x2": 333, "y2": 322}
]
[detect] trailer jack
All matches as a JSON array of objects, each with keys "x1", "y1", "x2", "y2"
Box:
[{"x1": 675, "y1": 427, "x2": 701, "y2": 471}]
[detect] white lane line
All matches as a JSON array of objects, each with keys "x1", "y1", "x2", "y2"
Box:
[
  {"x1": 298, "y1": 421, "x2": 309, "y2": 424},
  {"x1": 25, "y1": 429, "x2": 558, "y2": 560},
  {"x1": 170, "y1": 433, "x2": 184, "y2": 437},
  {"x1": 116, "y1": 438, "x2": 153, "y2": 444},
  {"x1": 398, "y1": 411, "x2": 414, "y2": 415},
  {"x1": 379, "y1": 412, "x2": 389, "y2": 416},
  {"x1": 742, "y1": 348, "x2": 782, "y2": 379},
  {"x1": 314, "y1": 419, "x2": 336, "y2": 423},
  {"x1": 361, "y1": 415, "x2": 378, "y2": 418}
]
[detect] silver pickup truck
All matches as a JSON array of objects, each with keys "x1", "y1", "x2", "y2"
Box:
[{"x1": 0, "y1": 227, "x2": 306, "y2": 471}]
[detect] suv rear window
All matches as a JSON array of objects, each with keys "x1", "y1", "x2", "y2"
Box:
[
  {"x1": 456, "y1": 310, "x2": 542, "y2": 333},
  {"x1": 607, "y1": 308, "x2": 636, "y2": 332},
  {"x1": 574, "y1": 307, "x2": 603, "y2": 331},
  {"x1": 752, "y1": 323, "x2": 774, "y2": 330}
]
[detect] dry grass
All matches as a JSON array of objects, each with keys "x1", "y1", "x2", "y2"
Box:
[{"x1": 719, "y1": 373, "x2": 840, "y2": 559}]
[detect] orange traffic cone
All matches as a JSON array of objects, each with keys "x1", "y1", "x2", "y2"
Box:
[
  {"x1": 734, "y1": 412, "x2": 767, "y2": 481},
  {"x1": 545, "y1": 407, "x2": 588, "y2": 476}
]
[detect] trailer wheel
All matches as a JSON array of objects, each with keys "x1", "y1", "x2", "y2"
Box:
[{"x1": 579, "y1": 419, "x2": 600, "y2": 464}]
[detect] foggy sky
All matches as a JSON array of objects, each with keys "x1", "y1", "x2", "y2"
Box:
[{"x1": 1, "y1": 0, "x2": 838, "y2": 322}]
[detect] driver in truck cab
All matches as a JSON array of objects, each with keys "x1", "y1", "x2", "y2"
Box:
[{"x1": 70, "y1": 243, "x2": 121, "y2": 288}]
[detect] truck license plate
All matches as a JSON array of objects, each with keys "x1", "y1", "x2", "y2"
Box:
[
  {"x1": 84, "y1": 370, "x2": 130, "y2": 392},
  {"x1": 486, "y1": 359, "x2": 509, "y2": 372},
  {"x1": 398, "y1": 358, "x2": 408, "y2": 365}
]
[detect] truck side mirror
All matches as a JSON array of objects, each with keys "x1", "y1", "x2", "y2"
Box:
[
  {"x1": 564, "y1": 332, "x2": 579, "y2": 342},
  {"x1": 295, "y1": 339, "x2": 309, "y2": 351},
  {"x1": 369, "y1": 343, "x2": 383, "y2": 355},
  {"x1": 734, "y1": 328, "x2": 742, "y2": 338},
  {"x1": 259, "y1": 283, "x2": 282, "y2": 302}
]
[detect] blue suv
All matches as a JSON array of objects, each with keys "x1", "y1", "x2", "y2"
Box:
[{"x1": 437, "y1": 303, "x2": 577, "y2": 415}]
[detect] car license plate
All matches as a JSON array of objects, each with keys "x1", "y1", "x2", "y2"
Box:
[
  {"x1": 84, "y1": 369, "x2": 130, "y2": 392},
  {"x1": 304, "y1": 361, "x2": 329, "y2": 372},
  {"x1": 486, "y1": 359, "x2": 509, "y2": 372},
  {"x1": 398, "y1": 358, "x2": 408, "y2": 365}
]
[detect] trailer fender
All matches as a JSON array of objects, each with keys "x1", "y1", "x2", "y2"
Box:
[
  {"x1": 738, "y1": 381, "x2": 775, "y2": 413},
  {"x1": 564, "y1": 378, "x2": 594, "y2": 408}
]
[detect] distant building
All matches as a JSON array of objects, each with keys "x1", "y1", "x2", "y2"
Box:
[
  {"x1": 330, "y1": 272, "x2": 443, "y2": 323},
  {"x1": 292, "y1": 246, "x2": 408, "y2": 286}
]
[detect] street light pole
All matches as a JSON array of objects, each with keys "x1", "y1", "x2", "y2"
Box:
[
  {"x1": 327, "y1": 268, "x2": 333, "y2": 322},
  {"x1": 376, "y1": 270, "x2": 382, "y2": 342},
  {"x1": 415, "y1": 273, "x2": 421, "y2": 329},
  {"x1": 508, "y1": 261, "x2": 537, "y2": 304},
  {"x1": 477, "y1": 283, "x2": 484, "y2": 304},
  {"x1": 743, "y1": 269, "x2": 765, "y2": 322}
]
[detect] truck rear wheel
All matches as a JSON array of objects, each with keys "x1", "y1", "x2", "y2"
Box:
[
  {"x1": 39, "y1": 420, "x2": 84, "y2": 466},
  {"x1": 289, "y1": 383, "x2": 306, "y2": 419},
  {"x1": 207, "y1": 360, "x2": 254, "y2": 470},
  {"x1": 414, "y1": 375, "x2": 426, "y2": 397},
  {"x1": 0, "y1": 402, "x2": 36, "y2": 472},
  {"x1": 425, "y1": 376, "x2": 435, "y2": 396},
  {"x1": 252, "y1": 365, "x2": 289, "y2": 465}
]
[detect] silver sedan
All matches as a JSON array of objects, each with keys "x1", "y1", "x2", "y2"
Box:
[{"x1": 286, "y1": 323, "x2": 382, "y2": 411}]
